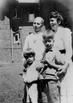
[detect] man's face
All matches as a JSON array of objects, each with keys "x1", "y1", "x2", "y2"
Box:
[
  {"x1": 33, "y1": 18, "x2": 42, "y2": 32},
  {"x1": 49, "y1": 18, "x2": 58, "y2": 31}
]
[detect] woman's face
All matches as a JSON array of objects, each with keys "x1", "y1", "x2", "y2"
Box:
[{"x1": 49, "y1": 18, "x2": 59, "y2": 31}]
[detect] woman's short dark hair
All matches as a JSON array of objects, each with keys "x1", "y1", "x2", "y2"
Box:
[{"x1": 49, "y1": 11, "x2": 63, "y2": 23}]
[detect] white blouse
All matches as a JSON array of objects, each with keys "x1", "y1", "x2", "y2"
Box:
[{"x1": 53, "y1": 26, "x2": 72, "y2": 62}]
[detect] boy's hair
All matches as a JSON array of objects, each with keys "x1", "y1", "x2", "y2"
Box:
[
  {"x1": 43, "y1": 34, "x2": 54, "y2": 44},
  {"x1": 23, "y1": 52, "x2": 35, "y2": 59}
]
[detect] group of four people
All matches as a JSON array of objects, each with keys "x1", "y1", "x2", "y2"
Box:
[{"x1": 22, "y1": 11, "x2": 73, "y2": 103}]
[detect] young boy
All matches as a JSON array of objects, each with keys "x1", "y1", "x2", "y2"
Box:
[{"x1": 43, "y1": 33, "x2": 69, "y2": 81}]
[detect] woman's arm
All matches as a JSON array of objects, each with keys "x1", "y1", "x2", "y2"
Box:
[{"x1": 64, "y1": 28, "x2": 72, "y2": 62}]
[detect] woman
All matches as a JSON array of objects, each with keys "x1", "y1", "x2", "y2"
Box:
[{"x1": 48, "y1": 11, "x2": 73, "y2": 103}]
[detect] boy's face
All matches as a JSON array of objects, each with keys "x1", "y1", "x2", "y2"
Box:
[{"x1": 45, "y1": 38, "x2": 54, "y2": 50}]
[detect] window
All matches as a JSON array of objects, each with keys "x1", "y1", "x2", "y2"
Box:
[{"x1": 13, "y1": 31, "x2": 20, "y2": 44}]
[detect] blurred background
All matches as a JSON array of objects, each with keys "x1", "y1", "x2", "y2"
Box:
[
  {"x1": 0, "y1": 0, "x2": 73, "y2": 103},
  {"x1": 0, "y1": 0, "x2": 73, "y2": 62}
]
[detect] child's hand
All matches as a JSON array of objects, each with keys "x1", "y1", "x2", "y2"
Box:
[
  {"x1": 41, "y1": 60, "x2": 48, "y2": 65},
  {"x1": 58, "y1": 67, "x2": 62, "y2": 72},
  {"x1": 36, "y1": 63, "x2": 44, "y2": 72}
]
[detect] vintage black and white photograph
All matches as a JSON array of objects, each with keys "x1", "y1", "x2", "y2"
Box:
[{"x1": 0, "y1": 0, "x2": 73, "y2": 103}]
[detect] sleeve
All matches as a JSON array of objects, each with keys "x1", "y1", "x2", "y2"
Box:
[
  {"x1": 64, "y1": 28, "x2": 72, "y2": 62},
  {"x1": 55, "y1": 50, "x2": 65, "y2": 64},
  {"x1": 22, "y1": 36, "x2": 30, "y2": 59}
]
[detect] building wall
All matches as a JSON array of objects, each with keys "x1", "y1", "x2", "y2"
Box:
[
  {"x1": 11, "y1": 26, "x2": 33, "y2": 63},
  {"x1": 0, "y1": 16, "x2": 33, "y2": 63},
  {"x1": 0, "y1": 17, "x2": 11, "y2": 62}
]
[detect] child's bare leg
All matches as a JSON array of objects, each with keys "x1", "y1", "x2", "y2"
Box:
[{"x1": 28, "y1": 84, "x2": 38, "y2": 103}]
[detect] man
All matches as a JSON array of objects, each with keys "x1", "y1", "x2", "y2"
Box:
[
  {"x1": 22, "y1": 17, "x2": 45, "y2": 103},
  {"x1": 23, "y1": 17, "x2": 45, "y2": 61}
]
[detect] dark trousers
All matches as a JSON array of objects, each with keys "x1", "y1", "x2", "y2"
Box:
[
  {"x1": 22, "y1": 80, "x2": 61, "y2": 103},
  {"x1": 46, "y1": 80, "x2": 60, "y2": 103},
  {"x1": 38, "y1": 79, "x2": 61, "y2": 103}
]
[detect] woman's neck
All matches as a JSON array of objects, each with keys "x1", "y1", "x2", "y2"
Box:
[{"x1": 52, "y1": 25, "x2": 59, "y2": 33}]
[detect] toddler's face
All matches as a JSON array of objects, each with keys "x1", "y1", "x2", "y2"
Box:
[
  {"x1": 28, "y1": 57, "x2": 34, "y2": 61},
  {"x1": 28, "y1": 55, "x2": 35, "y2": 63},
  {"x1": 46, "y1": 39, "x2": 54, "y2": 47}
]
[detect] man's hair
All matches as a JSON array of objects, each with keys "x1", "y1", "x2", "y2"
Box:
[
  {"x1": 33, "y1": 17, "x2": 44, "y2": 26},
  {"x1": 49, "y1": 11, "x2": 63, "y2": 23},
  {"x1": 41, "y1": 18, "x2": 44, "y2": 26}
]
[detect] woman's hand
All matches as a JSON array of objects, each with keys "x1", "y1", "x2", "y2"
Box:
[
  {"x1": 58, "y1": 67, "x2": 66, "y2": 74},
  {"x1": 57, "y1": 66, "x2": 68, "y2": 81}
]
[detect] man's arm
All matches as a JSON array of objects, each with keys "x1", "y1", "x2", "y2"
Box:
[
  {"x1": 22, "y1": 36, "x2": 29, "y2": 67},
  {"x1": 23, "y1": 36, "x2": 29, "y2": 53}
]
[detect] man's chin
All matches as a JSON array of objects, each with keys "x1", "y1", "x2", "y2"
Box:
[
  {"x1": 35, "y1": 28, "x2": 40, "y2": 32},
  {"x1": 35, "y1": 30, "x2": 40, "y2": 33}
]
